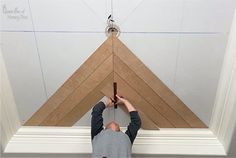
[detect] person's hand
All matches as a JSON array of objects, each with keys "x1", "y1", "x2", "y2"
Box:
[
  {"x1": 101, "y1": 96, "x2": 114, "y2": 108},
  {"x1": 106, "y1": 97, "x2": 114, "y2": 107},
  {"x1": 116, "y1": 95, "x2": 136, "y2": 112},
  {"x1": 116, "y1": 95, "x2": 128, "y2": 104}
]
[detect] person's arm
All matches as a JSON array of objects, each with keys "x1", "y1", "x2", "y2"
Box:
[
  {"x1": 91, "y1": 101, "x2": 105, "y2": 140},
  {"x1": 125, "y1": 111, "x2": 141, "y2": 144},
  {"x1": 91, "y1": 97, "x2": 113, "y2": 140},
  {"x1": 116, "y1": 95, "x2": 141, "y2": 144}
]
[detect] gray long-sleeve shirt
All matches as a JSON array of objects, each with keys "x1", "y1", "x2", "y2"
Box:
[{"x1": 91, "y1": 102, "x2": 141, "y2": 158}]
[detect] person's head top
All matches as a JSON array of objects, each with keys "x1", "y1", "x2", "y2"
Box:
[{"x1": 105, "y1": 121, "x2": 120, "y2": 132}]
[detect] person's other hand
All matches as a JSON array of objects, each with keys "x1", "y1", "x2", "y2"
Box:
[
  {"x1": 116, "y1": 95, "x2": 128, "y2": 104},
  {"x1": 106, "y1": 97, "x2": 114, "y2": 107},
  {"x1": 101, "y1": 96, "x2": 114, "y2": 108},
  {"x1": 116, "y1": 95, "x2": 136, "y2": 112}
]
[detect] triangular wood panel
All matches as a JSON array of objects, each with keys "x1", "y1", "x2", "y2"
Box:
[{"x1": 24, "y1": 35, "x2": 207, "y2": 129}]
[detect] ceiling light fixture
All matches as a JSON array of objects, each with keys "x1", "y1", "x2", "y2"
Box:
[{"x1": 105, "y1": 14, "x2": 120, "y2": 37}]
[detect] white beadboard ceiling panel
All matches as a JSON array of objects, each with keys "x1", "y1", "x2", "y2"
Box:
[{"x1": 1, "y1": 32, "x2": 47, "y2": 123}]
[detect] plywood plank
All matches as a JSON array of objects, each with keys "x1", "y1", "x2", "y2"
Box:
[
  {"x1": 24, "y1": 37, "x2": 112, "y2": 126},
  {"x1": 57, "y1": 73, "x2": 113, "y2": 126},
  {"x1": 114, "y1": 55, "x2": 190, "y2": 128},
  {"x1": 101, "y1": 73, "x2": 174, "y2": 128},
  {"x1": 40, "y1": 55, "x2": 113, "y2": 126},
  {"x1": 113, "y1": 37, "x2": 206, "y2": 128}
]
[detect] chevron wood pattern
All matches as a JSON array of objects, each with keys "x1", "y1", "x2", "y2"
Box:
[{"x1": 24, "y1": 35, "x2": 207, "y2": 129}]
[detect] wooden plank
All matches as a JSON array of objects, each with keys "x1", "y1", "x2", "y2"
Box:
[
  {"x1": 24, "y1": 37, "x2": 112, "y2": 126},
  {"x1": 101, "y1": 73, "x2": 174, "y2": 128},
  {"x1": 114, "y1": 55, "x2": 190, "y2": 128},
  {"x1": 113, "y1": 37, "x2": 206, "y2": 128},
  {"x1": 40, "y1": 55, "x2": 113, "y2": 126},
  {"x1": 57, "y1": 73, "x2": 113, "y2": 126}
]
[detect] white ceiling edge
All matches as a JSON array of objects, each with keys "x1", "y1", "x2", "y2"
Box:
[{"x1": 1, "y1": 9, "x2": 236, "y2": 156}]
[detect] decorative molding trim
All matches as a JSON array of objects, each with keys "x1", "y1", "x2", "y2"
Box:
[
  {"x1": 0, "y1": 51, "x2": 21, "y2": 150},
  {"x1": 4, "y1": 126, "x2": 225, "y2": 155},
  {"x1": 210, "y1": 9, "x2": 236, "y2": 153}
]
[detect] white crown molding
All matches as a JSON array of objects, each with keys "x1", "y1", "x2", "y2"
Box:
[
  {"x1": 4, "y1": 126, "x2": 225, "y2": 155},
  {"x1": 209, "y1": 8, "x2": 236, "y2": 152},
  {"x1": 1, "y1": 8, "x2": 236, "y2": 157},
  {"x1": 0, "y1": 51, "x2": 21, "y2": 151}
]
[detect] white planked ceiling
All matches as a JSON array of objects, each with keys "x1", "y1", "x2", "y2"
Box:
[{"x1": 1, "y1": 0, "x2": 236, "y2": 126}]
